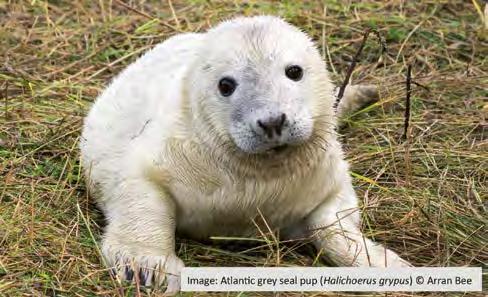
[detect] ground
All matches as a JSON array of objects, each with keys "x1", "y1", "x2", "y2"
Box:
[{"x1": 0, "y1": 0, "x2": 487, "y2": 296}]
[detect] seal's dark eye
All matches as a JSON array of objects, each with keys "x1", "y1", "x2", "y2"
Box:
[
  {"x1": 285, "y1": 65, "x2": 303, "y2": 81},
  {"x1": 218, "y1": 77, "x2": 237, "y2": 97}
]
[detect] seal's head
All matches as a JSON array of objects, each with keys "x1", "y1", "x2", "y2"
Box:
[{"x1": 188, "y1": 16, "x2": 335, "y2": 155}]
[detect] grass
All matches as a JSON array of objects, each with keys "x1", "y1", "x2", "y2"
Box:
[{"x1": 1, "y1": 0, "x2": 487, "y2": 296}]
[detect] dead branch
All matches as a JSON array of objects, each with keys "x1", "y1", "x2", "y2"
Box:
[
  {"x1": 334, "y1": 28, "x2": 387, "y2": 109},
  {"x1": 403, "y1": 64, "x2": 413, "y2": 140}
]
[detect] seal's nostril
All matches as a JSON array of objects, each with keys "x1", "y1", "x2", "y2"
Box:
[
  {"x1": 257, "y1": 119, "x2": 273, "y2": 138},
  {"x1": 279, "y1": 113, "x2": 286, "y2": 128},
  {"x1": 256, "y1": 113, "x2": 287, "y2": 138}
]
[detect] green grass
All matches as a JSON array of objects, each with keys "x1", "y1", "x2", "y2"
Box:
[{"x1": 1, "y1": 0, "x2": 487, "y2": 296}]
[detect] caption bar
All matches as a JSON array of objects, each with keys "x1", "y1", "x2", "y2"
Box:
[{"x1": 181, "y1": 267, "x2": 482, "y2": 292}]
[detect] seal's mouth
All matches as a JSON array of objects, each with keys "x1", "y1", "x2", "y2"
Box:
[{"x1": 262, "y1": 144, "x2": 290, "y2": 155}]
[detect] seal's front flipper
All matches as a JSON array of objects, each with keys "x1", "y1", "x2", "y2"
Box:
[{"x1": 335, "y1": 84, "x2": 379, "y2": 118}]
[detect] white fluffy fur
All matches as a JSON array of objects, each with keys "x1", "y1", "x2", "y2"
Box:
[{"x1": 80, "y1": 16, "x2": 409, "y2": 293}]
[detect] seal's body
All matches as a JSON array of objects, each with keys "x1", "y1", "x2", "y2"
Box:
[{"x1": 81, "y1": 16, "x2": 409, "y2": 293}]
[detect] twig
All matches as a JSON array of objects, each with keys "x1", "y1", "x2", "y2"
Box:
[
  {"x1": 334, "y1": 28, "x2": 386, "y2": 108},
  {"x1": 411, "y1": 80, "x2": 430, "y2": 91},
  {"x1": 4, "y1": 81, "x2": 8, "y2": 121},
  {"x1": 371, "y1": 29, "x2": 388, "y2": 54},
  {"x1": 335, "y1": 28, "x2": 371, "y2": 106},
  {"x1": 403, "y1": 64, "x2": 413, "y2": 140}
]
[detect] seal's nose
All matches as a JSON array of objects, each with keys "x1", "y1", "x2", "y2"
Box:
[{"x1": 256, "y1": 113, "x2": 287, "y2": 139}]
